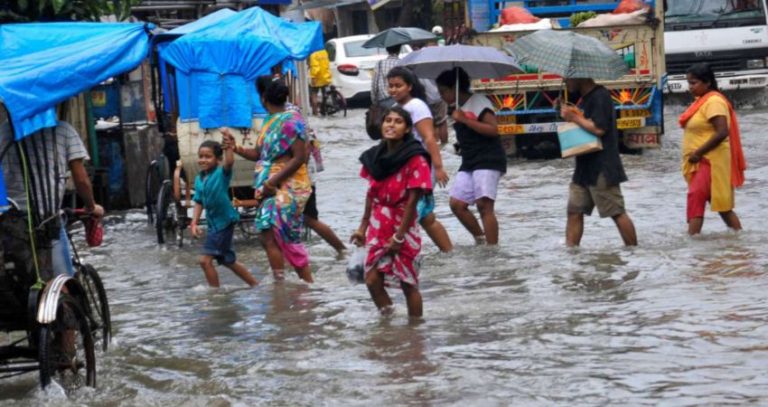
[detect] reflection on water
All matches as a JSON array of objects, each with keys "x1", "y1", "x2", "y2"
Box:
[{"x1": 2, "y1": 108, "x2": 768, "y2": 405}]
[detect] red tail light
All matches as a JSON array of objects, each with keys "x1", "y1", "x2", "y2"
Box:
[{"x1": 337, "y1": 64, "x2": 359, "y2": 76}]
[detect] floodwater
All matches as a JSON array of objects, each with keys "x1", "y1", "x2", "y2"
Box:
[{"x1": 3, "y1": 107, "x2": 768, "y2": 405}]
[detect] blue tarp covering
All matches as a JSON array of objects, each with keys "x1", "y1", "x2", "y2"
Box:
[
  {"x1": 0, "y1": 22, "x2": 152, "y2": 209},
  {"x1": 0, "y1": 22, "x2": 152, "y2": 141},
  {"x1": 159, "y1": 7, "x2": 324, "y2": 129},
  {"x1": 163, "y1": 8, "x2": 236, "y2": 36}
]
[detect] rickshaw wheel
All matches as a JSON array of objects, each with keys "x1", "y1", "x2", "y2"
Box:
[
  {"x1": 76, "y1": 264, "x2": 112, "y2": 352},
  {"x1": 38, "y1": 294, "x2": 97, "y2": 390},
  {"x1": 238, "y1": 207, "x2": 260, "y2": 238},
  {"x1": 145, "y1": 155, "x2": 168, "y2": 226},
  {"x1": 155, "y1": 181, "x2": 184, "y2": 247}
]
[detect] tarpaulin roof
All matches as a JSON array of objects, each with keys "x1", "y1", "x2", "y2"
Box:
[
  {"x1": 224, "y1": 7, "x2": 324, "y2": 61},
  {"x1": 161, "y1": 8, "x2": 237, "y2": 37},
  {"x1": 159, "y1": 7, "x2": 324, "y2": 129},
  {"x1": 0, "y1": 22, "x2": 152, "y2": 141}
]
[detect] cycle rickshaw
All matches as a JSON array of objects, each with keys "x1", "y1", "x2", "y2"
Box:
[
  {"x1": 144, "y1": 7, "x2": 325, "y2": 247},
  {"x1": 0, "y1": 21, "x2": 151, "y2": 390}
]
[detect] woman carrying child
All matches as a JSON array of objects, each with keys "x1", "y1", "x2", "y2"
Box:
[{"x1": 351, "y1": 107, "x2": 432, "y2": 318}]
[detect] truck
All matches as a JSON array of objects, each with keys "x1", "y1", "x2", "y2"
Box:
[
  {"x1": 444, "y1": 0, "x2": 666, "y2": 159},
  {"x1": 664, "y1": 0, "x2": 768, "y2": 94}
]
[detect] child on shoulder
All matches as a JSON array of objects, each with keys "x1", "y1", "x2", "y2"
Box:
[{"x1": 190, "y1": 134, "x2": 258, "y2": 287}]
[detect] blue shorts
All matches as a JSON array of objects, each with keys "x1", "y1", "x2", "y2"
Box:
[
  {"x1": 202, "y1": 223, "x2": 236, "y2": 265},
  {"x1": 417, "y1": 194, "x2": 435, "y2": 222}
]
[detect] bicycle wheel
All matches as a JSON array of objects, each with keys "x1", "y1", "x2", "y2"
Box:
[
  {"x1": 38, "y1": 294, "x2": 96, "y2": 390},
  {"x1": 330, "y1": 90, "x2": 347, "y2": 117},
  {"x1": 77, "y1": 264, "x2": 111, "y2": 352},
  {"x1": 238, "y1": 207, "x2": 260, "y2": 239},
  {"x1": 145, "y1": 156, "x2": 167, "y2": 226},
  {"x1": 155, "y1": 181, "x2": 184, "y2": 247}
]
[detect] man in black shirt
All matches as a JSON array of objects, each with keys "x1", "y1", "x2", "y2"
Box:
[{"x1": 560, "y1": 78, "x2": 637, "y2": 247}]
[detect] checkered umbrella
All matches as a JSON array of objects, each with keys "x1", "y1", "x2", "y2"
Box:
[{"x1": 504, "y1": 30, "x2": 628, "y2": 80}]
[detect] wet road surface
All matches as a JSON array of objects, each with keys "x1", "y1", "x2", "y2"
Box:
[{"x1": 3, "y1": 107, "x2": 768, "y2": 405}]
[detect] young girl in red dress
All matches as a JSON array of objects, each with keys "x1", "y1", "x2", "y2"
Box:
[{"x1": 351, "y1": 107, "x2": 432, "y2": 317}]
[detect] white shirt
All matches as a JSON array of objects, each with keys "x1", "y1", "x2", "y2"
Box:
[
  {"x1": 400, "y1": 98, "x2": 432, "y2": 145},
  {"x1": 461, "y1": 93, "x2": 495, "y2": 119}
]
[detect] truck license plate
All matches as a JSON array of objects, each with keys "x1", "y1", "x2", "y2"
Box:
[
  {"x1": 617, "y1": 117, "x2": 645, "y2": 129},
  {"x1": 619, "y1": 109, "x2": 651, "y2": 118}
]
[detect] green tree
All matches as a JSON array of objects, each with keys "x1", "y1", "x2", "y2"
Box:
[{"x1": 0, "y1": 0, "x2": 139, "y2": 23}]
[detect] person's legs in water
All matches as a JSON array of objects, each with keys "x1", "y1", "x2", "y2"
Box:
[
  {"x1": 224, "y1": 261, "x2": 258, "y2": 287},
  {"x1": 294, "y1": 263, "x2": 314, "y2": 283},
  {"x1": 476, "y1": 197, "x2": 499, "y2": 245},
  {"x1": 199, "y1": 255, "x2": 220, "y2": 287},
  {"x1": 310, "y1": 87, "x2": 319, "y2": 116},
  {"x1": 305, "y1": 215, "x2": 346, "y2": 254},
  {"x1": 365, "y1": 268, "x2": 393, "y2": 314},
  {"x1": 612, "y1": 213, "x2": 638, "y2": 246},
  {"x1": 449, "y1": 171, "x2": 482, "y2": 242},
  {"x1": 719, "y1": 210, "x2": 742, "y2": 231},
  {"x1": 418, "y1": 195, "x2": 452, "y2": 252},
  {"x1": 400, "y1": 281, "x2": 423, "y2": 318},
  {"x1": 420, "y1": 213, "x2": 453, "y2": 252},
  {"x1": 687, "y1": 160, "x2": 710, "y2": 235},
  {"x1": 590, "y1": 174, "x2": 636, "y2": 246},
  {"x1": 449, "y1": 197, "x2": 484, "y2": 242},
  {"x1": 566, "y1": 212, "x2": 584, "y2": 247},
  {"x1": 261, "y1": 229, "x2": 286, "y2": 280},
  {"x1": 566, "y1": 182, "x2": 592, "y2": 247}
]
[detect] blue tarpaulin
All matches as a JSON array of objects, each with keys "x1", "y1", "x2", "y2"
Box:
[
  {"x1": 159, "y1": 7, "x2": 324, "y2": 129},
  {"x1": 0, "y1": 22, "x2": 152, "y2": 141},
  {"x1": 0, "y1": 22, "x2": 152, "y2": 209},
  {"x1": 163, "y1": 8, "x2": 236, "y2": 37}
]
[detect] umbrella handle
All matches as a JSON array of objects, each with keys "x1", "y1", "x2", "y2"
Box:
[{"x1": 455, "y1": 67, "x2": 459, "y2": 110}]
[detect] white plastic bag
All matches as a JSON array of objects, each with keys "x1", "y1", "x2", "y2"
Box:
[{"x1": 346, "y1": 247, "x2": 367, "y2": 284}]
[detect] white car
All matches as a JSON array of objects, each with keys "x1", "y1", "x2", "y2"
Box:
[{"x1": 325, "y1": 34, "x2": 411, "y2": 102}]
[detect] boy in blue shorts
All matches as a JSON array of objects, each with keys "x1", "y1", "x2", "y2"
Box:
[{"x1": 190, "y1": 136, "x2": 258, "y2": 287}]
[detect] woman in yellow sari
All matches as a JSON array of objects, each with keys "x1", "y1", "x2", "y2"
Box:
[{"x1": 679, "y1": 63, "x2": 746, "y2": 235}]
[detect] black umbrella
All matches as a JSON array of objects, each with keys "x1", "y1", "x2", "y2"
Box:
[{"x1": 362, "y1": 27, "x2": 436, "y2": 49}]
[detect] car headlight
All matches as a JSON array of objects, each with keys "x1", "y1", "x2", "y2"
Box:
[{"x1": 746, "y1": 58, "x2": 765, "y2": 69}]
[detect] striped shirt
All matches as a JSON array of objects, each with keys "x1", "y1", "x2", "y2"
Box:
[
  {"x1": 0, "y1": 121, "x2": 89, "y2": 216},
  {"x1": 371, "y1": 54, "x2": 400, "y2": 103}
]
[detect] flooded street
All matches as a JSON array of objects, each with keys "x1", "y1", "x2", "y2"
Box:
[{"x1": 4, "y1": 107, "x2": 768, "y2": 405}]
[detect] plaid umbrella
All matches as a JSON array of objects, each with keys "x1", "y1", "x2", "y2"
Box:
[
  {"x1": 362, "y1": 27, "x2": 436, "y2": 49},
  {"x1": 504, "y1": 30, "x2": 628, "y2": 80}
]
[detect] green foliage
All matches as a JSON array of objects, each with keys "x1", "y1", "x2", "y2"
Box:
[
  {"x1": 0, "y1": 0, "x2": 141, "y2": 23},
  {"x1": 569, "y1": 11, "x2": 597, "y2": 27}
]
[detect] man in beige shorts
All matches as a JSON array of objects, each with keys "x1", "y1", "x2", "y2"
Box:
[{"x1": 560, "y1": 78, "x2": 637, "y2": 247}]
